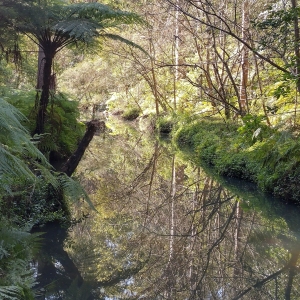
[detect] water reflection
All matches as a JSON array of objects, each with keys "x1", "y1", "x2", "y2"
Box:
[{"x1": 36, "y1": 122, "x2": 300, "y2": 299}]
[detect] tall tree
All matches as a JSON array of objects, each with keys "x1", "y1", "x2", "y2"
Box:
[
  {"x1": 164, "y1": 0, "x2": 300, "y2": 118},
  {"x1": 239, "y1": 0, "x2": 250, "y2": 115}
]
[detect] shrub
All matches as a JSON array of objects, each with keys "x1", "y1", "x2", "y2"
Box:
[
  {"x1": 156, "y1": 115, "x2": 175, "y2": 134},
  {"x1": 122, "y1": 106, "x2": 140, "y2": 120},
  {"x1": 237, "y1": 114, "x2": 274, "y2": 147}
]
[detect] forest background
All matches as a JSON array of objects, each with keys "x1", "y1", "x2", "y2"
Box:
[{"x1": 1, "y1": 0, "x2": 300, "y2": 299}]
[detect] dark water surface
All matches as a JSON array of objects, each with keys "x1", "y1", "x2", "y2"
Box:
[{"x1": 33, "y1": 121, "x2": 300, "y2": 299}]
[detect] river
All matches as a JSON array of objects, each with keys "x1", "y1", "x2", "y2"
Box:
[{"x1": 33, "y1": 119, "x2": 300, "y2": 299}]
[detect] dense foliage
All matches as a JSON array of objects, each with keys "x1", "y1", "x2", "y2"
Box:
[
  {"x1": 166, "y1": 114, "x2": 300, "y2": 203},
  {"x1": 2, "y1": 0, "x2": 300, "y2": 298},
  {"x1": 0, "y1": 0, "x2": 144, "y2": 298}
]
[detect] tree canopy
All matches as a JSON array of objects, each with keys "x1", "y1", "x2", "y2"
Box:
[{"x1": 0, "y1": 0, "x2": 145, "y2": 134}]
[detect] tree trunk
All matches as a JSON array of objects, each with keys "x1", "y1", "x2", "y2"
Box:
[
  {"x1": 239, "y1": 0, "x2": 250, "y2": 115},
  {"x1": 34, "y1": 48, "x2": 54, "y2": 135},
  {"x1": 60, "y1": 120, "x2": 104, "y2": 177},
  {"x1": 149, "y1": 38, "x2": 160, "y2": 116},
  {"x1": 36, "y1": 46, "x2": 45, "y2": 90},
  {"x1": 291, "y1": 0, "x2": 300, "y2": 124},
  {"x1": 173, "y1": 0, "x2": 180, "y2": 111},
  {"x1": 291, "y1": 0, "x2": 300, "y2": 91}
]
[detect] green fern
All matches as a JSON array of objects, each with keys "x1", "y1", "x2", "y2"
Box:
[
  {"x1": 0, "y1": 97, "x2": 94, "y2": 221},
  {"x1": 0, "y1": 98, "x2": 50, "y2": 193},
  {"x1": 0, "y1": 220, "x2": 39, "y2": 300},
  {"x1": 102, "y1": 33, "x2": 148, "y2": 55},
  {"x1": 62, "y1": 2, "x2": 145, "y2": 27},
  {"x1": 0, "y1": 240, "x2": 9, "y2": 259},
  {"x1": 6, "y1": 259, "x2": 36, "y2": 290},
  {"x1": 0, "y1": 286, "x2": 22, "y2": 300},
  {"x1": 58, "y1": 173, "x2": 95, "y2": 210}
]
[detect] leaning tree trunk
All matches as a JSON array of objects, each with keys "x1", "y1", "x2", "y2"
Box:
[{"x1": 61, "y1": 120, "x2": 105, "y2": 177}]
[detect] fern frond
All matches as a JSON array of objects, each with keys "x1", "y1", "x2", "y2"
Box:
[
  {"x1": 33, "y1": 133, "x2": 59, "y2": 154},
  {"x1": 0, "y1": 0, "x2": 65, "y2": 38},
  {"x1": 101, "y1": 33, "x2": 149, "y2": 56},
  {"x1": 0, "y1": 222, "x2": 39, "y2": 300},
  {"x1": 0, "y1": 240, "x2": 9, "y2": 259},
  {"x1": 58, "y1": 173, "x2": 96, "y2": 210},
  {"x1": 53, "y1": 19, "x2": 100, "y2": 43},
  {"x1": 0, "y1": 286, "x2": 22, "y2": 300},
  {"x1": 7, "y1": 259, "x2": 37, "y2": 289},
  {"x1": 37, "y1": 164, "x2": 60, "y2": 190},
  {"x1": 0, "y1": 145, "x2": 34, "y2": 181},
  {"x1": 0, "y1": 98, "x2": 52, "y2": 194},
  {"x1": 65, "y1": 2, "x2": 144, "y2": 25},
  {"x1": 53, "y1": 2, "x2": 145, "y2": 43}
]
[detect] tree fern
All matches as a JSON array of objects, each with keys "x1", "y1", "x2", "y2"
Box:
[
  {"x1": 1, "y1": 0, "x2": 146, "y2": 134},
  {"x1": 1, "y1": 0, "x2": 145, "y2": 50}
]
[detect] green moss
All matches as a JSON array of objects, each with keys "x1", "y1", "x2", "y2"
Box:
[{"x1": 169, "y1": 115, "x2": 300, "y2": 203}]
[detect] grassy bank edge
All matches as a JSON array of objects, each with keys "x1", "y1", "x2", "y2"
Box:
[{"x1": 156, "y1": 114, "x2": 300, "y2": 205}]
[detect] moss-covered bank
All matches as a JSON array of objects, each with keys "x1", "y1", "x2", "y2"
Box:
[{"x1": 157, "y1": 114, "x2": 300, "y2": 204}]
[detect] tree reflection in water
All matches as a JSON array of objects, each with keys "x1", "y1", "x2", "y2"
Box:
[
  {"x1": 32, "y1": 223, "x2": 95, "y2": 300},
  {"x1": 36, "y1": 123, "x2": 300, "y2": 299}
]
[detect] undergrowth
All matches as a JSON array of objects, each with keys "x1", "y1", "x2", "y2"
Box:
[
  {"x1": 168, "y1": 114, "x2": 300, "y2": 204},
  {"x1": 0, "y1": 95, "x2": 92, "y2": 299},
  {"x1": 122, "y1": 106, "x2": 141, "y2": 121},
  {"x1": 5, "y1": 90, "x2": 85, "y2": 158},
  {"x1": 0, "y1": 218, "x2": 40, "y2": 300}
]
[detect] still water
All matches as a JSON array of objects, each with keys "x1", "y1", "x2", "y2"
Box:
[{"x1": 34, "y1": 120, "x2": 300, "y2": 299}]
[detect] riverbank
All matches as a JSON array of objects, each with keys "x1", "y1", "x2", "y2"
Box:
[{"x1": 157, "y1": 114, "x2": 300, "y2": 204}]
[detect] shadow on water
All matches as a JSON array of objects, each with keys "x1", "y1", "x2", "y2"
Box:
[
  {"x1": 31, "y1": 222, "x2": 95, "y2": 300},
  {"x1": 221, "y1": 175, "x2": 300, "y2": 233},
  {"x1": 31, "y1": 124, "x2": 300, "y2": 300}
]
